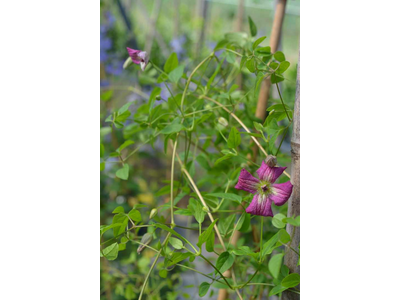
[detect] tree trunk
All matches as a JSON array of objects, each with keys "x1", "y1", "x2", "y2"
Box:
[{"x1": 282, "y1": 51, "x2": 300, "y2": 300}]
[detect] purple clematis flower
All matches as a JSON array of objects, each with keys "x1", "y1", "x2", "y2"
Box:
[
  {"x1": 235, "y1": 161, "x2": 293, "y2": 217},
  {"x1": 126, "y1": 47, "x2": 149, "y2": 71}
]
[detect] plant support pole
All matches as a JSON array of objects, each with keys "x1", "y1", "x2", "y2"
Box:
[{"x1": 282, "y1": 51, "x2": 300, "y2": 300}]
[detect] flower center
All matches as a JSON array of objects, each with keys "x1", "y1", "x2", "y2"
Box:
[
  {"x1": 261, "y1": 185, "x2": 268, "y2": 192},
  {"x1": 258, "y1": 181, "x2": 271, "y2": 196}
]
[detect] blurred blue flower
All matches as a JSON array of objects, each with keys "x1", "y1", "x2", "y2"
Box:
[{"x1": 170, "y1": 35, "x2": 186, "y2": 58}]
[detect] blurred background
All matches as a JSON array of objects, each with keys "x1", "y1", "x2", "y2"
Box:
[{"x1": 100, "y1": 0, "x2": 299, "y2": 299}]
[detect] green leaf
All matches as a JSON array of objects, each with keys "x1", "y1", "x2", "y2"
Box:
[
  {"x1": 269, "y1": 285, "x2": 288, "y2": 296},
  {"x1": 272, "y1": 213, "x2": 286, "y2": 229},
  {"x1": 124, "y1": 284, "x2": 136, "y2": 300},
  {"x1": 215, "y1": 251, "x2": 235, "y2": 274},
  {"x1": 238, "y1": 213, "x2": 250, "y2": 232},
  {"x1": 118, "y1": 102, "x2": 134, "y2": 115},
  {"x1": 164, "y1": 53, "x2": 179, "y2": 73},
  {"x1": 169, "y1": 65, "x2": 185, "y2": 83},
  {"x1": 100, "y1": 143, "x2": 105, "y2": 157},
  {"x1": 253, "y1": 121, "x2": 264, "y2": 132},
  {"x1": 117, "y1": 140, "x2": 134, "y2": 153},
  {"x1": 101, "y1": 242, "x2": 119, "y2": 260},
  {"x1": 161, "y1": 123, "x2": 185, "y2": 134},
  {"x1": 205, "y1": 231, "x2": 215, "y2": 252},
  {"x1": 112, "y1": 206, "x2": 125, "y2": 214},
  {"x1": 218, "y1": 214, "x2": 236, "y2": 236},
  {"x1": 154, "y1": 223, "x2": 192, "y2": 246},
  {"x1": 207, "y1": 193, "x2": 242, "y2": 204},
  {"x1": 248, "y1": 16, "x2": 257, "y2": 37},
  {"x1": 277, "y1": 61, "x2": 290, "y2": 73},
  {"x1": 215, "y1": 154, "x2": 234, "y2": 165},
  {"x1": 116, "y1": 164, "x2": 129, "y2": 180},
  {"x1": 197, "y1": 219, "x2": 218, "y2": 247},
  {"x1": 252, "y1": 36, "x2": 266, "y2": 49},
  {"x1": 199, "y1": 282, "x2": 211, "y2": 297},
  {"x1": 246, "y1": 58, "x2": 256, "y2": 73},
  {"x1": 112, "y1": 213, "x2": 129, "y2": 236},
  {"x1": 128, "y1": 209, "x2": 142, "y2": 223},
  {"x1": 281, "y1": 273, "x2": 300, "y2": 288},
  {"x1": 167, "y1": 252, "x2": 193, "y2": 266},
  {"x1": 159, "y1": 269, "x2": 168, "y2": 278},
  {"x1": 100, "y1": 162, "x2": 105, "y2": 171},
  {"x1": 169, "y1": 237, "x2": 184, "y2": 250},
  {"x1": 194, "y1": 201, "x2": 206, "y2": 224},
  {"x1": 268, "y1": 253, "x2": 284, "y2": 278},
  {"x1": 227, "y1": 127, "x2": 241, "y2": 148},
  {"x1": 149, "y1": 87, "x2": 161, "y2": 113},
  {"x1": 271, "y1": 73, "x2": 285, "y2": 84},
  {"x1": 262, "y1": 231, "x2": 281, "y2": 257},
  {"x1": 274, "y1": 51, "x2": 286, "y2": 62}
]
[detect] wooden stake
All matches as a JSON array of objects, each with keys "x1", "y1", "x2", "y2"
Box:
[
  {"x1": 253, "y1": 0, "x2": 287, "y2": 160},
  {"x1": 282, "y1": 51, "x2": 300, "y2": 300}
]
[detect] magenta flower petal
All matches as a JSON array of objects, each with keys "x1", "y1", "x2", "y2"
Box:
[
  {"x1": 270, "y1": 181, "x2": 293, "y2": 206},
  {"x1": 126, "y1": 47, "x2": 149, "y2": 70},
  {"x1": 246, "y1": 193, "x2": 273, "y2": 217},
  {"x1": 256, "y1": 161, "x2": 287, "y2": 183},
  {"x1": 235, "y1": 169, "x2": 260, "y2": 194}
]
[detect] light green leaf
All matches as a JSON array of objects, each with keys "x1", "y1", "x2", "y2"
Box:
[
  {"x1": 116, "y1": 164, "x2": 129, "y2": 180},
  {"x1": 274, "y1": 51, "x2": 286, "y2": 62},
  {"x1": 117, "y1": 140, "x2": 134, "y2": 153},
  {"x1": 161, "y1": 123, "x2": 185, "y2": 134},
  {"x1": 101, "y1": 242, "x2": 119, "y2": 260},
  {"x1": 272, "y1": 213, "x2": 286, "y2": 229},
  {"x1": 205, "y1": 231, "x2": 215, "y2": 252},
  {"x1": 112, "y1": 206, "x2": 125, "y2": 214},
  {"x1": 164, "y1": 53, "x2": 179, "y2": 73},
  {"x1": 169, "y1": 65, "x2": 185, "y2": 83},
  {"x1": 128, "y1": 209, "x2": 142, "y2": 223},
  {"x1": 169, "y1": 237, "x2": 184, "y2": 250},
  {"x1": 252, "y1": 36, "x2": 266, "y2": 49},
  {"x1": 207, "y1": 193, "x2": 242, "y2": 204},
  {"x1": 197, "y1": 219, "x2": 218, "y2": 247},
  {"x1": 277, "y1": 61, "x2": 290, "y2": 73},
  {"x1": 268, "y1": 253, "x2": 284, "y2": 278}
]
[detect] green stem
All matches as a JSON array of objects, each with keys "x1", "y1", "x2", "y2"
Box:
[
  {"x1": 138, "y1": 232, "x2": 171, "y2": 300},
  {"x1": 275, "y1": 82, "x2": 292, "y2": 122},
  {"x1": 259, "y1": 217, "x2": 264, "y2": 262},
  {"x1": 199, "y1": 254, "x2": 233, "y2": 290},
  {"x1": 181, "y1": 54, "x2": 213, "y2": 112},
  {"x1": 170, "y1": 138, "x2": 179, "y2": 226},
  {"x1": 176, "y1": 264, "x2": 225, "y2": 284}
]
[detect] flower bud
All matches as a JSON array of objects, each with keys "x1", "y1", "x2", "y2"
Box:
[
  {"x1": 265, "y1": 155, "x2": 277, "y2": 167},
  {"x1": 155, "y1": 95, "x2": 161, "y2": 101},
  {"x1": 137, "y1": 232, "x2": 153, "y2": 254},
  {"x1": 202, "y1": 206, "x2": 210, "y2": 213},
  {"x1": 205, "y1": 104, "x2": 213, "y2": 110},
  {"x1": 217, "y1": 117, "x2": 228, "y2": 127},
  {"x1": 149, "y1": 208, "x2": 158, "y2": 219}
]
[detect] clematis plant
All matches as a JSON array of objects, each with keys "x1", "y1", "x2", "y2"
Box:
[
  {"x1": 126, "y1": 47, "x2": 149, "y2": 71},
  {"x1": 235, "y1": 160, "x2": 293, "y2": 217}
]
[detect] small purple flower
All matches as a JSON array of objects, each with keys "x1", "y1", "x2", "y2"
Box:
[
  {"x1": 126, "y1": 47, "x2": 149, "y2": 71},
  {"x1": 235, "y1": 161, "x2": 293, "y2": 217}
]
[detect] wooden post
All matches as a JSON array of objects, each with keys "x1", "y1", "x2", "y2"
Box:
[
  {"x1": 235, "y1": 0, "x2": 245, "y2": 89},
  {"x1": 255, "y1": 0, "x2": 287, "y2": 121},
  {"x1": 282, "y1": 52, "x2": 300, "y2": 300}
]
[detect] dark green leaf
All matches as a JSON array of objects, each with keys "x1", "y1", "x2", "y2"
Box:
[
  {"x1": 128, "y1": 209, "x2": 142, "y2": 223},
  {"x1": 248, "y1": 16, "x2": 257, "y2": 37},
  {"x1": 227, "y1": 127, "x2": 241, "y2": 148},
  {"x1": 199, "y1": 282, "x2": 211, "y2": 297},
  {"x1": 161, "y1": 123, "x2": 185, "y2": 134},
  {"x1": 206, "y1": 231, "x2": 215, "y2": 252},
  {"x1": 269, "y1": 285, "x2": 288, "y2": 296},
  {"x1": 281, "y1": 273, "x2": 300, "y2": 288},
  {"x1": 197, "y1": 219, "x2": 218, "y2": 247},
  {"x1": 215, "y1": 251, "x2": 235, "y2": 274},
  {"x1": 277, "y1": 61, "x2": 290, "y2": 73}
]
